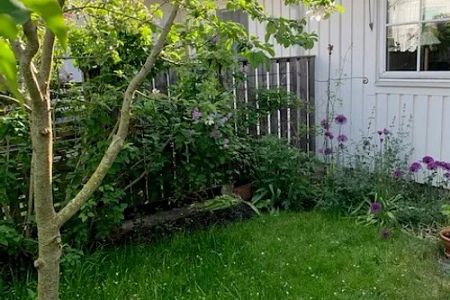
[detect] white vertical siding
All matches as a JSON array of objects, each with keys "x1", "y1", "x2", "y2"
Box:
[{"x1": 249, "y1": 0, "x2": 450, "y2": 164}]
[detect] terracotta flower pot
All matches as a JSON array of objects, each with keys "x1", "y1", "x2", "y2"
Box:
[
  {"x1": 233, "y1": 183, "x2": 253, "y2": 201},
  {"x1": 439, "y1": 227, "x2": 450, "y2": 258}
]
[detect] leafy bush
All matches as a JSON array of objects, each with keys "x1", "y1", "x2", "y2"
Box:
[{"x1": 251, "y1": 137, "x2": 320, "y2": 211}]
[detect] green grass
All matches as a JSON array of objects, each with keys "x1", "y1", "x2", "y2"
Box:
[{"x1": 5, "y1": 212, "x2": 450, "y2": 299}]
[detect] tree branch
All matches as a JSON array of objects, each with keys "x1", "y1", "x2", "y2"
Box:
[
  {"x1": 56, "y1": 4, "x2": 180, "y2": 227},
  {"x1": 39, "y1": 0, "x2": 65, "y2": 94},
  {"x1": 38, "y1": 31, "x2": 56, "y2": 93},
  {"x1": 0, "y1": 94, "x2": 31, "y2": 111},
  {"x1": 21, "y1": 21, "x2": 44, "y2": 104}
]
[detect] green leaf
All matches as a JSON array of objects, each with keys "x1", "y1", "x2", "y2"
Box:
[
  {"x1": 0, "y1": 39, "x2": 18, "y2": 91},
  {"x1": 0, "y1": 0, "x2": 29, "y2": 24},
  {"x1": 22, "y1": 0, "x2": 68, "y2": 47},
  {"x1": 0, "y1": 14, "x2": 19, "y2": 39}
]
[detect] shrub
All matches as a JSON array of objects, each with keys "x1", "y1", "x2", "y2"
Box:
[{"x1": 251, "y1": 137, "x2": 320, "y2": 211}]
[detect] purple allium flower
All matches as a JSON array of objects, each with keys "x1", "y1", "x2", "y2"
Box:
[
  {"x1": 324, "y1": 148, "x2": 333, "y2": 155},
  {"x1": 392, "y1": 169, "x2": 404, "y2": 179},
  {"x1": 444, "y1": 162, "x2": 450, "y2": 172},
  {"x1": 334, "y1": 114, "x2": 347, "y2": 125},
  {"x1": 192, "y1": 108, "x2": 202, "y2": 120},
  {"x1": 377, "y1": 130, "x2": 383, "y2": 136},
  {"x1": 383, "y1": 128, "x2": 390, "y2": 135},
  {"x1": 380, "y1": 138, "x2": 384, "y2": 143},
  {"x1": 324, "y1": 131, "x2": 334, "y2": 140},
  {"x1": 370, "y1": 202, "x2": 382, "y2": 215},
  {"x1": 409, "y1": 162, "x2": 422, "y2": 173},
  {"x1": 445, "y1": 173, "x2": 450, "y2": 180},
  {"x1": 380, "y1": 228, "x2": 391, "y2": 239},
  {"x1": 422, "y1": 156, "x2": 434, "y2": 164},
  {"x1": 320, "y1": 118, "x2": 330, "y2": 130},
  {"x1": 436, "y1": 161, "x2": 445, "y2": 168},
  {"x1": 223, "y1": 138, "x2": 229, "y2": 149},
  {"x1": 427, "y1": 161, "x2": 438, "y2": 170},
  {"x1": 337, "y1": 134, "x2": 348, "y2": 143}
]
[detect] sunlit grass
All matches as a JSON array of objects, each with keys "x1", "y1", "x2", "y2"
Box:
[{"x1": 5, "y1": 212, "x2": 450, "y2": 299}]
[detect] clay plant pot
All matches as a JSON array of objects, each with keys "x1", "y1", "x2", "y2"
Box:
[
  {"x1": 439, "y1": 227, "x2": 450, "y2": 258},
  {"x1": 233, "y1": 183, "x2": 253, "y2": 201}
]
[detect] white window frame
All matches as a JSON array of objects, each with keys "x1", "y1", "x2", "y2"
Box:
[{"x1": 377, "y1": 0, "x2": 450, "y2": 84}]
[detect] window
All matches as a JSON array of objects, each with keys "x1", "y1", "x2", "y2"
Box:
[{"x1": 385, "y1": 0, "x2": 450, "y2": 73}]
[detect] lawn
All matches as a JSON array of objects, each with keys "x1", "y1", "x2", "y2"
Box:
[{"x1": 6, "y1": 212, "x2": 450, "y2": 299}]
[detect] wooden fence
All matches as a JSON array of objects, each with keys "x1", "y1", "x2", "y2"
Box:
[{"x1": 150, "y1": 56, "x2": 316, "y2": 152}]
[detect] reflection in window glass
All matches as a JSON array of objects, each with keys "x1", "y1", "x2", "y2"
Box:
[
  {"x1": 387, "y1": 0, "x2": 420, "y2": 24},
  {"x1": 420, "y1": 22, "x2": 450, "y2": 71},
  {"x1": 422, "y1": 0, "x2": 450, "y2": 21},
  {"x1": 387, "y1": 25, "x2": 419, "y2": 71}
]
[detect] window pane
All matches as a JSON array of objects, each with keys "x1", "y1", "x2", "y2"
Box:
[
  {"x1": 420, "y1": 22, "x2": 450, "y2": 71},
  {"x1": 422, "y1": 0, "x2": 450, "y2": 21},
  {"x1": 387, "y1": 0, "x2": 420, "y2": 24},
  {"x1": 387, "y1": 25, "x2": 419, "y2": 71}
]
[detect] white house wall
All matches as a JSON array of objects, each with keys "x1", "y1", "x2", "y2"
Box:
[{"x1": 252, "y1": 0, "x2": 450, "y2": 164}]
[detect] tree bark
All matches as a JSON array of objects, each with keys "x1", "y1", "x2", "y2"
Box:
[
  {"x1": 21, "y1": 20, "x2": 61, "y2": 300},
  {"x1": 19, "y1": 3, "x2": 178, "y2": 299}
]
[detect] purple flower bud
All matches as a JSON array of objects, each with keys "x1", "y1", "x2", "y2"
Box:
[
  {"x1": 380, "y1": 227, "x2": 391, "y2": 239},
  {"x1": 422, "y1": 156, "x2": 434, "y2": 164},
  {"x1": 409, "y1": 162, "x2": 422, "y2": 173},
  {"x1": 445, "y1": 173, "x2": 450, "y2": 180},
  {"x1": 192, "y1": 108, "x2": 202, "y2": 120},
  {"x1": 337, "y1": 134, "x2": 348, "y2": 143},
  {"x1": 377, "y1": 130, "x2": 383, "y2": 136},
  {"x1": 334, "y1": 114, "x2": 347, "y2": 125},
  {"x1": 383, "y1": 128, "x2": 390, "y2": 135},
  {"x1": 392, "y1": 169, "x2": 404, "y2": 179},
  {"x1": 324, "y1": 148, "x2": 333, "y2": 155},
  {"x1": 321, "y1": 118, "x2": 330, "y2": 130},
  {"x1": 370, "y1": 202, "x2": 382, "y2": 215},
  {"x1": 324, "y1": 131, "x2": 334, "y2": 140}
]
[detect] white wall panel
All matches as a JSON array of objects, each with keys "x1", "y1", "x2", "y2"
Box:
[{"x1": 247, "y1": 0, "x2": 450, "y2": 164}]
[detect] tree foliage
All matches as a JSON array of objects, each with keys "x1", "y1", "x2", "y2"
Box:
[{"x1": 0, "y1": 0, "x2": 341, "y2": 299}]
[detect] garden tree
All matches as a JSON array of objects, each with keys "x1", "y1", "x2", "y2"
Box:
[{"x1": 0, "y1": 0, "x2": 342, "y2": 299}]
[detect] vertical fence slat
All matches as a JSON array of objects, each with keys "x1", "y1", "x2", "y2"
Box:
[
  {"x1": 154, "y1": 71, "x2": 168, "y2": 94},
  {"x1": 308, "y1": 57, "x2": 316, "y2": 154},
  {"x1": 247, "y1": 64, "x2": 258, "y2": 136},
  {"x1": 258, "y1": 64, "x2": 269, "y2": 136},
  {"x1": 289, "y1": 58, "x2": 299, "y2": 146},
  {"x1": 299, "y1": 58, "x2": 309, "y2": 152},
  {"x1": 236, "y1": 62, "x2": 247, "y2": 135},
  {"x1": 269, "y1": 60, "x2": 278, "y2": 135},
  {"x1": 279, "y1": 59, "x2": 288, "y2": 139}
]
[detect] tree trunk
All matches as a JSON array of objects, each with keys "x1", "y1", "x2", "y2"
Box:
[{"x1": 30, "y1": 93, "x2": 61, "y2": 300}]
